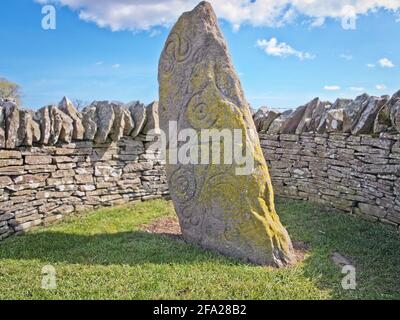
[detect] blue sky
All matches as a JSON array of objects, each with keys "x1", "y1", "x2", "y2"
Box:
[{"x1": 1, "y1": 0, "x2": 400, "y2": 110}]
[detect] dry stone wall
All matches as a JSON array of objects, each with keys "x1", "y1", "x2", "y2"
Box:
[
  {"x1": 1, "y1": 87, "x2": 400, "y2": 241},
  {"x1": 255, "y1": 88, "x2": 400, "y2": 231},
  {"x1": 0, "y1": 97, "x2": 168, "y2": 241},
  {"x1": 260, "y1": 132, "x2": 400, "y2": 230}
]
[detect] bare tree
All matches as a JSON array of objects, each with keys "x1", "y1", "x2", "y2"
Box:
[
  {"x1": 0, "y1": 77, "x2": 21, "y2": 103},
  {"x1": 72, "y1": 99, "x2": 89, "y2": 112}
]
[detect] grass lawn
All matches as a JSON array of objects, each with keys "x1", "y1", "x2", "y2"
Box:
[{"x1": 0, "y1": 198, "x2": 399, "y2": 300}]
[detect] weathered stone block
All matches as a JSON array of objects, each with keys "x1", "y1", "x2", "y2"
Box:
[
  {"x1": 158, "y1": 2, "x2": 294, "y2": 266},
  {"x1": 25, "y1": 155, "x2": 52, "y2": 165}
]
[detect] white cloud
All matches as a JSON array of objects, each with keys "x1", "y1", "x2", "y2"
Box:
[
  {"x1": 367, "y1": 63, "x2": 376, "y2": 68},
  {"x1": 310, "y1": 17, "x2": 325, "y2": 27},
  {"x1": 35, "y1": 0, "x2": 400, "y2": 32},
  {"x1": 350, "y1": 86, "x2": 365, "y2": 91},
  {"x1": 112, "y1": 64, "x2": 121, "y2": 68},
  {"x1": 376, "y1": 84, "x2": 387, "y2": 90},
  {"x1": 232, "y1": 24, "x2": 241, "y2": 32},
  {"x1": 95, "y1": 61, "x2": 103, "y2": 65},
  {"x1": 378, "y1": 58, "x2": 395, "y2": 68},
  {"x1": 324, "y1": 85, "x2": 341, "y2": 91},
  {"x1": 256, "y1": 38, "x2": 315, "y2": 60},
  {"x1": 149, "y1": 29, "x2": 161, "y2": 37},
  {"x1": 340, "y1": 54, "x2": 353, "y2": 61}
]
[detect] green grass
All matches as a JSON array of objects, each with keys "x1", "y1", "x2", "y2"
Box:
[{"x1": 0, "y1": 198, "x2": 399, "y2": 300}]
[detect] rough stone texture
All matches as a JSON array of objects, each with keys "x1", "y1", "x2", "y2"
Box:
[
  {"x1": 342, "y1": 94, "x2": 369, "y2": 133},
  {"x1": 281, "y1": 105, "x2": 307, "y2": 134},
  {"x1": 49, "y1": 105, "x2": 74, "y2": 144},
  {"x1": 326, "y1": 109, "x2": 344, "y2": 133},
  {"x1": 0, "y1": 137, "x2": 168, "y2": 241},
  {"x1": 0, "y1": 105, "x2": 5, "y2": 149},
  {"x1": 58, "y1": 97, "x2": 85, "y2": 140},
  {"x1": 93, "y1": 101, "x2": 115, "y2": 144},
  {"x1": 295, "y1": 98, "x2": 320, "y2": 134},
  {"x1": 128, "y1": 101, "x2": 147, "y2": 138},
  {"x1": 158, "y1": 2, "x2": 294, "y2": 266},
  {"x1": 17, "y1": 110, "x2": 40, "y2": 147},
  {"x1": 352, "y1": 96, "x2": 388, "y2": 135},
  {"x1": 110, "y1": 103, "x2": 134, "y2": 142},
  {"x1": 34, "y1": 106, "x2": 52, "y2": 145},
  {"x1": 141, "y1": 101, "x2": 160, "y2": 138},
  {"x1": 390, "y1": 99, "x2": 400, "y2": 132},
  {"x1": 253, "y1": 107, "x2": 280, "y2": 133},
  {"x1": 4, "y1": 101, "x2": 20, "y2": 149},
  {"x1": 82, "y1": 105, "x2": 98, "y2": 141},
  {"x1": 267, "y1": 109, "x2": 293, "y2": 134},
  {"x1": 0, "y1": 109, "x2": 399, "y2": 242},
  {"x1": 317, "y1": 99, "x2": 351, "y2": 133},
  {"x1": 307, "y1": 100, "x2": 331, "y2": 132},
  {"x1": 260, "y1": 132, "x2": 400, "y2": 230},
  {"x1": 0, "y1": 17, "x2": 399, "y2": 246}
]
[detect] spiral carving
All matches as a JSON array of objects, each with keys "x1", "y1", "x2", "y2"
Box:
[
  {"x1": 167, "y1": 33, "x2": 192, "y2": 63},
  {"x1": 186, "y1": 91, "x2": 218, "y2": 129},
  {"x1": 170, "y1": 167, "x2": 197, "y2": 203},
  {"x1": 160, "y1": 32, "x2": 192, "y2": 74}
]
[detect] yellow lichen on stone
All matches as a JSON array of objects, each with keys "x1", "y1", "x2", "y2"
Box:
[{"x1": 158, "y1": 1, "x2": 294, "y2": 266}]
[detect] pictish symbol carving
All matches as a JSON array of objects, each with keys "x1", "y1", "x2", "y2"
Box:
[
  {"x1": 167, "y1": 33, "x2": 192, "y2": 63},
  {"x1": 180, "y1": 206, "x2": 204, "y2": 236},
  {"x1": 186, "y1": 90, "x2": 218, "y2": 129},
  {"x1": 223, "y1": 224, "x2": 239, "y2": 242},
  {"x1": 158, "y1": 2, "x2": 295, "y2": 266},
  {"x1": 170, "y1": 166, "x2": 197, "y2": 203},
  {"x1": 160, "y1": 32, "x2": 192, "y2": 74},
  {"x1": 160, "y1": 58, "x2": 174, "y2": 74}
]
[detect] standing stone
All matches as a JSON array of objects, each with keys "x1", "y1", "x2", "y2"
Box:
[
  {"x1": 158, "y1": 1, "x2": 294, "y2": 266},
  {"x1": 59, "y1": 97, "x2": 85, "y2": 140}
]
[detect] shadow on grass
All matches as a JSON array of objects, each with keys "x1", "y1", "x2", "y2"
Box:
[
  {"x1": 1, "y1": 198, "x2": 400, "y2": 299},
  {"x1": 0, "y1": 230, "x2": 231, "y2": 266}
]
